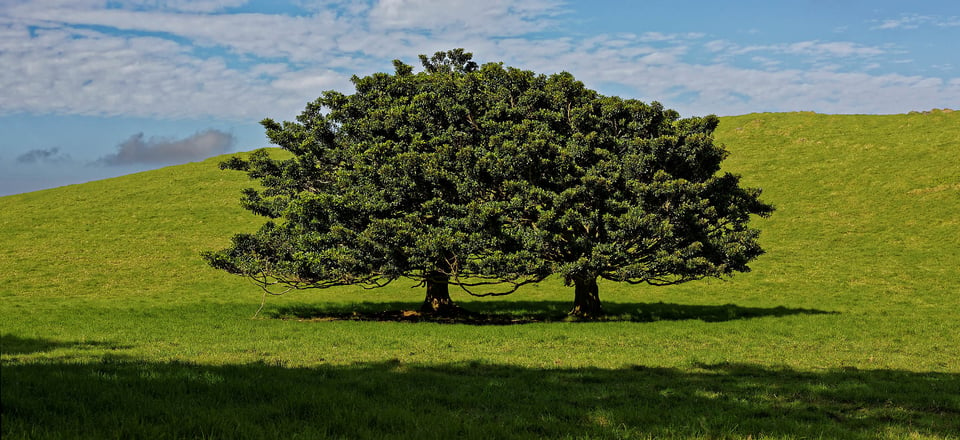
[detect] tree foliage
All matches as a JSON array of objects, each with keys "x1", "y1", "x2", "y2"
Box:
[
  {"x1": 203, "y1": 49, "x2": 772, "y2": 316},
  {"x1": 496, "y1": 92, "x2": 775, "y2": 315},
  {"x1": 204, "y1": 50, "x2": 553, "y2": 312}
]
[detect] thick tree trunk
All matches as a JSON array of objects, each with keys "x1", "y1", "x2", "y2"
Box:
[
  {"x1": 420, "y1": 271, "x2": 458, "y2": 315},
  {"x1": 569, "y1": 276, "x2": 603, "y2": 317}
]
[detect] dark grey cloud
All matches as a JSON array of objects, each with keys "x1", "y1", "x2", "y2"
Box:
[
  {"x1": 96, "y1": 129, "x2": 234, "y2": 166},
  {"x1": 16, "y1": 147, "x2": 71, "y2": 164}
]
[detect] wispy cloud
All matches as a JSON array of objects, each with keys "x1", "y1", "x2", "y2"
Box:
[
  {"x1": 706, "y1": 39, "x2": 887, "y2": 60},
  {"x1": 108, "y1": 0, "x2": 250, "y2": 13},
  {"x1": 95, "y1": 129, "x2": 234, "y2": 166},
  {"x1": 872, "y1": 14, "x2": 960, "y2": 30},
  {"x1": 0, "y1": 0, "x2": 958, "y2": 119},
  {"x1": 16, "y1": 147, "x2": 71, "y2": 164},
  {"x1": 367, "y1": 0, "x2": 564, "y2": 34}
]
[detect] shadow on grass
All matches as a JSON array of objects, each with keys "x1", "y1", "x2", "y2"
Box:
[
  {"x1": 0, "y1": 334, "x2": 127, "y2": 355},
  {"x1": 2, "y1": 359, "x2": 957, "y2": 439},
  {"x1": 269, "y1": 301, "x2": 835, "y2": 325}
]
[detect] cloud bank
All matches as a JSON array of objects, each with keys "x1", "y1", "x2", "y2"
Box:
[
  {"x1": 0, "y1": 1, "x2": 958, "y2": 118},
  {"x1": 96, "y1": 129, "x2": 235, "y2": 166}
]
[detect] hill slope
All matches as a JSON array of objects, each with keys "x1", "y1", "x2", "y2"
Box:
[
  {"x1": 714, "y1": 111, "x2": 959, "y2": 312},
  {"x1": 0, "y1": 153, "x2": 264, "y2": 300},
  {"x1": 2, "y1": 111, "x2": 959, "y2": 439},
  {"x1": 0, "y1": 112, "x2": 960, "y2": 370},
  {"x1": 2, "y1": 111, "x2": 958, "y2": 306}
]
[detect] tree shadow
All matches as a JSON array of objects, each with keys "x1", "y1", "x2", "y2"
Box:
[
  {"x1": 2, "y1": 359, "x2": 957, "y2": 439},
  {"x1": 268, "y1": 301, "x2": 835, "y2": 325},
  {"x1": 0, "y1": 334, "x2": 127, "y2": 355}
]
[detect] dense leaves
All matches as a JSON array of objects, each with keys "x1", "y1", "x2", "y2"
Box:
[{"x1": 203, "y1": 49, "x2": 772, "y2": 315}]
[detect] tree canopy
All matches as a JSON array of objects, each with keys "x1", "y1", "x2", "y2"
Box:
[{"x1": 203, "y1": 49, "x2": 772, "y2": 316}]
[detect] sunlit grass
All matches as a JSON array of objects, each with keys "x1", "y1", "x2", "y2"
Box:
[{"x1": 2, "y1": 111, "x2": 959, "y2": 438}]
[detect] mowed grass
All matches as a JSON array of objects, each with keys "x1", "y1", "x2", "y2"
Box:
[{"x1": 2, "y1": 111, "x2": 959, "y2": 439}]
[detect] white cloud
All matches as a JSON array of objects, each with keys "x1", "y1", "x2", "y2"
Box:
[
  {"x1": 873, "y1": 15, "x2": 930, "y2": 30},
  {"x1": 485, "y1": 37, "x2": 960, "y2": 115},
  {"x1": 872, "y1": 14, "x2": 960, "y2": 30},
  {"x1": 711, "y1": 39, "x2": 886, "y2": 60},
  {"x1": 0, "y1": 0, "x2": 958, "y2": 121},
  {"x1": 636, "y1": 31, "x2": 704, "y2": 43},
  {"x1": 108, "y1": 0, "x2": 251, "y2": 13},
  {"x1": 785, "y1": 41, "x2": 885, "y2": 58},
  {"x1": 270, "y1": 68, "x2": 352, "y2": 93},
  {"x1": 4, "y1": 3, "x2": 355, "y2": 63},
  {"x1": 704, "y1": 40, "x2": 731, "y2": 53},
  {"x1": 368, "y1": 0, "x2": 563, "y2": 33},
  {"x1": 751, "y1": 56, "x2": 782, "y2": 70},
  {"x1": 0, "y1": 18, "x2": 340, "y2": 120}
]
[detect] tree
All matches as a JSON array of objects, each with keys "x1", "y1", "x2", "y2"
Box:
[
  {"x1": 477, "y1": 73, "x2": 774, "y2": 316},
  {"x1": 425, "y1": 65, "x2": 773, "y2": 316},
  {"x1": 204, "y1": 49, "x2": 772, "y2": 317},
  {"x1": 203, "y1": 50, "x2": 551, "y2": 314}
]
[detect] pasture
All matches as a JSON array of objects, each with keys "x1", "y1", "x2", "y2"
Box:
[{"x1": 2, "y1": 111, "x2": 959, "y2": 438}]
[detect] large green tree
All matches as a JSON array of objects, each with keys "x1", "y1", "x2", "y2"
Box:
[
  {"x1": 204, "y1": 49, "x2": 772, "y2": 317},
  {"x1": 419, "y1": 63, "x2": 773, "y2": 316}
]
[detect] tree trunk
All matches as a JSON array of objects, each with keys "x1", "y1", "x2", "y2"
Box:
[
  {"x1": 420, "y1": 271, "x2": 458, "y2": 315},
  {"x1": 569, "y1": 276, "x2": 603, "y2": 317}
]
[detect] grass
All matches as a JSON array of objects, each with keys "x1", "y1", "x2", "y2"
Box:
[
  {"x1": 2, "y1": 111, "x2": 959, "y2": 438},
  {"x1": 4, "y1": 353, "x2": 957, "y2": 439}
]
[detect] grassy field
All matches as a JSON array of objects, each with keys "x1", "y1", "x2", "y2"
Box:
[{"x1": 2, "y1": 111, "x2": 959, "y2": 439}]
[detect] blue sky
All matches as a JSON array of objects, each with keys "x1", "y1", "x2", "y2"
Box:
[{"x1": 2, "y1": 0, "x2": 958, "y2": 196}]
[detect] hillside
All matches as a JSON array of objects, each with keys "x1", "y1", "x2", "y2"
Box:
[
  {"x1": 3, "y1": 111, "x2": 959, "y2": 439},
  {"x1": 0, "y1": 153, "x2": 264, "y2": 301},
  {"x1": 2, "y1": 111, "x2": 959, "y2": 363},
  {"x1": 713, "y1": 111, "x2": 959, "y2": 312},
  {"x1": 2, "y1": 111, "x2": 958, "y2": 309}
]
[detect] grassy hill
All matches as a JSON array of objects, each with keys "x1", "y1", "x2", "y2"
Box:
[
  {"x1": 0, "y1": 151, "x2": 265, "y2": 301},
  {"x1": 2, "y1": 111, "x2": 959, "y2": 439}
]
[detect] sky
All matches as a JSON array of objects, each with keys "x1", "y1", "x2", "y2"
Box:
[{"x1": 2, "y1": 0, "x2": 958, "y2": 196}]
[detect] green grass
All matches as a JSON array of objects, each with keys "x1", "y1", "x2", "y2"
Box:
[
  {"x1": 4, "y1": 354, "x2": 957, "y2": 439},
  {"x1": 2, "y1": 111, "x2": 959, "y2": 438}
]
